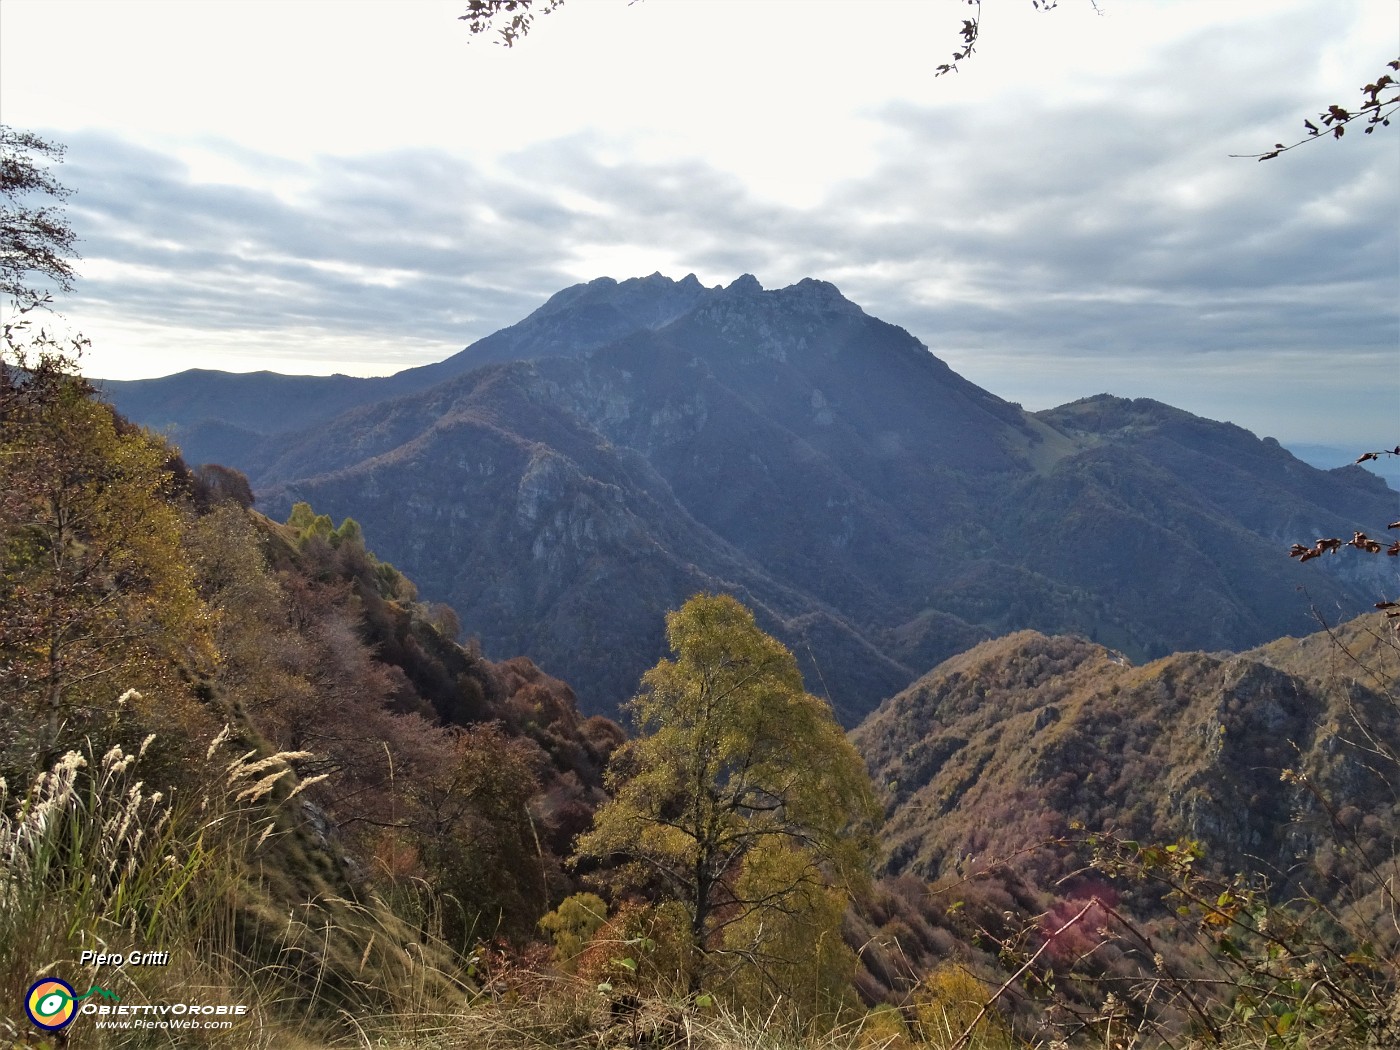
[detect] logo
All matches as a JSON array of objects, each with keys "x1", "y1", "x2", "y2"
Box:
[
  {"x1": 24, "y1": 978, "x2": 120, "y2": 1031},
  {"x1": 26, "y1": 979, "x2": 77, "y2": 1031}
]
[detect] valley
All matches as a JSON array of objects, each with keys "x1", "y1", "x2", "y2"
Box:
[{"x1": 103, "y1": 274, "x2": 1398, "y2": 724}]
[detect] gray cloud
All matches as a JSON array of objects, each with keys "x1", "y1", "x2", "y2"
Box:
[
  {"x1": 42, "y1": 6, "x2": 1399, "y2": 449},
  {"x1": 62, "y1": 134, "x2": 582, "y2": 342}
]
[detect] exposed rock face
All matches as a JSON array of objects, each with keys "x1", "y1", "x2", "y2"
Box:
[{"x1": 105, "y1": 274, "x2": 1397, "y2": 721}]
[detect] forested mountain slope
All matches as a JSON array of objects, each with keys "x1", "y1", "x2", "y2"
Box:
[
  {"x1": 106, "y1": 274, "x2": 1397, "y2": 721},
  {"x1": 854, "y1": 614, "x2": 1400, "y2": 893}
]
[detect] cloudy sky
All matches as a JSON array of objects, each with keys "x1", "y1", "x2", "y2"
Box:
[{"x1": 1, "y1": 0, "x2": 1396, "y2": 449}]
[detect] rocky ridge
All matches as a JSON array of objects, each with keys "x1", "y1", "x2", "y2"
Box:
[{"x1": 854, "y1": 615, "x2": 1400, "y2": 888}]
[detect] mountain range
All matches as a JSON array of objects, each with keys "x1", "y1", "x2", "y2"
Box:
[{"x1": 100, "y1": 274, "x2": 1398, "y2": 723}]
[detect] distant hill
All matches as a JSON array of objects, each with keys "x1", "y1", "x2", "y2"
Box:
[
  {"x1": 103, "y1": 274, "x2": 1398, "y2": 722},
  {"x1": 853, "y1": 613, "x2": 1400, "y2": 890}
]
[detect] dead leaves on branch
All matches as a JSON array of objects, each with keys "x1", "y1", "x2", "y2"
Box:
[
  {"x1": 459, "y1": 0, "x2": 564, "y2": 47},
  {"x1": 934, "y1": 0, "x2": 983, "y2": 78},
  {"x1": 1355, "y1": 445, "x2": 1400, "y2": 465},
  {"x1": 1289, "y1": 532, "x2": 1400, "y2": 563},
  {"x1": 934, "y1": 0, "x2": 1080, "y2": 79},
  {"x1": 1246, "y1": 58, "x2": 1400, "y2": 160},
  {"x1": 1289, "y1": 449, "x2": 1400, "y2": 632}
]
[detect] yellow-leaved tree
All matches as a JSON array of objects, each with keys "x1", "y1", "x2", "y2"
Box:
[
  {"x1": 0, "y1": 324, "x2": 211, "y2": 772},
  {"x1": 574, "y1": 593, "x2": 880, "y2": 1027}
]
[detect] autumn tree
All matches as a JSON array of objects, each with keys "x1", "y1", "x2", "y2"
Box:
[
  {"x1": 0, "y1": 329, "x2": 210, "y2": 767},
  {"x1": 409, "y1": 722, "x2": 546, "y2": 945},
  {"x1": 575, "y1": 593, "x2": 880, "y2": 1012},
  {"x1": 192, "y1": 462, "x2": 255, "y2": 510},
  {"x1": 1, "y1": 125, "x2": 78, "y2": 309}
]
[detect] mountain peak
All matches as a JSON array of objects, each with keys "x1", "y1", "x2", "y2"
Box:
[
  {"x1": 641, "y1": 270, "x2": 704, "y2": 291},
  {"x1": 785, "y1": 277, "x2": 864, "y2": 315},
  {"x1": 1040, "y1": 394, "x2": 1197, "y2": 435},
  {"x1": 710, "y1": 275, "x2": 867, "y2": 320}
]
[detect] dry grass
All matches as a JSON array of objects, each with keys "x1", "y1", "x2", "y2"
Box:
[
  {"x1": 0, "y1": 721, "x2": 463, "y2": 1048},
  {"x1": 334, "y1": 975, "x2": 915, "y2": 1050}
]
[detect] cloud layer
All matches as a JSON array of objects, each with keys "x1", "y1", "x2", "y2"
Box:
[{"x1": 10, "y1": 1, "x2": 1396, "y2": 446}]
